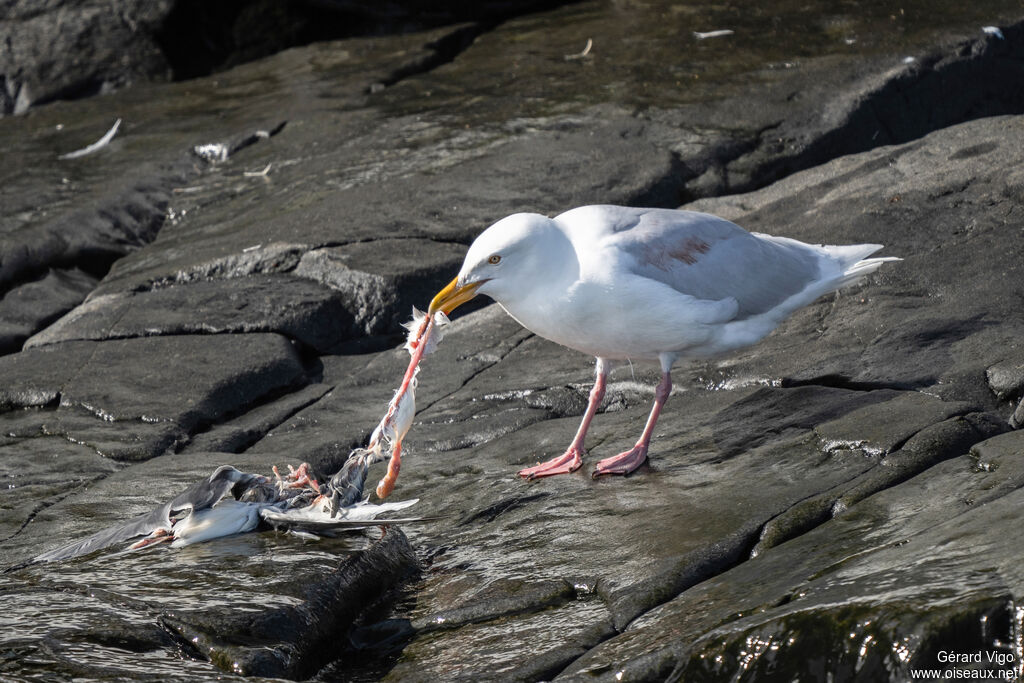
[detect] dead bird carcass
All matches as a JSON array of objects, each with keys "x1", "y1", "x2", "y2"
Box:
[{"x1": 32, "y1": 458, "x2": 420, "y2": 563}]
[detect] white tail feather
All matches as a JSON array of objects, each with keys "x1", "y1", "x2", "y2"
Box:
[
  {"x1": 836, "y1": 255, "x2": 902, "y2": 288},
  {"x1": 818, "y1": 242, "x2": 900, "y2": 288},
  {"x1": 821, "y1": 243, "x2": 884, "y2": 269}
]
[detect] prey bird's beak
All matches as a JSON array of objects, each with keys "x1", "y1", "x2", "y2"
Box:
[{"x1": 429, "y1": 277, "x2": 483, "y2": 315}]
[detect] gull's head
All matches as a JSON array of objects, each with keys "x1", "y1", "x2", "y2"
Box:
[{"x1": 429, "y1": 213, "x2": 572, "y2": 315}]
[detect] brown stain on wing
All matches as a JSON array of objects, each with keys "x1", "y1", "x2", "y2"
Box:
[
  {"x1": 645, "y1": 237, "x2": 712, "y2": 269},
  {"x1": 670, "y1": 237, "x2": 711, "y2": 265}
]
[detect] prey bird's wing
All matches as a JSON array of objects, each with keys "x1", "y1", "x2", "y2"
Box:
[
  {"x1": 260, "y1": 498, "x2": 421, "y2": 531},
  {"x1": 32, "y1": 465, "x2": 251, "y2": 563},
  {"x1": 32, "y1": 501, "x2": 179, "y2": 563}
]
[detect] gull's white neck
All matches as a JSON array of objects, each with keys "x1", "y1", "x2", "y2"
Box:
[{"x1": 489, "y1": 227, "x2": 587, "y2": 350}]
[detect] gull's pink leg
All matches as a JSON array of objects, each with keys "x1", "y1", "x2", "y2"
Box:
[
  {"x1": 519, "y1": 359, "x2": 608, "y2": 479},
  {"x1": 593, "y1": 370, "x2": 672, "y2": 477}
]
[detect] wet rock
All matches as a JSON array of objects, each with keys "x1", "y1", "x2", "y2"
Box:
[
  {"x1": 458, "y1": 492, "x2": 552, "y2": 525},
  {"x1": 752, "y1": 411, "x2": 1011, "y2": 556},
  {"x1": 292, "y1": 239, "x2": 467, "y2": 339},
  {"x1": 379, "y1": 5, "x2": 1024, "y2": 200},
  {"x1": 183, "y1": 383, "x2": 333, "y2": 454},
  {"x1": 813, "y1": 390, "x2": 978, "y2": 456},
  {"x1": 715, "y1": 21, "x2": 1024, "y2": 198},
  {"x1": 0, "y1": 1, "x2": 173, "y2": 115},
  {"x1": 42, "y1": 617, "x2": 177, "y2": 655},
  {"x1": 987, "y1": 359, "x2": 1024, "y2": 402},
  {"x1": 713, "y1": 385, "x2": 901, "y2": 457},
  {"x1": 0, "y1": 25, "x2": 458, "y2": 341},
  {"x1": 0, "y1": 160, "x2": 185, "y2": 296},
  {"x1": 46, "y1": 335, "x2": 300, "y2": 421},
  {"x1": 73, "y1": 108, "x2": 680, "y2": 350},
  {"x1": 2, "y1": 3, "x2": 1024, "y2": 681},
  {"x1": 26, "y1": 239, "x2": 466, "y2": 353},
  {"x1": 0, "y1": 268, "x2": 96, "y2": 354},
  {"x1": 555, "y1": 430, "x2": 1024, "y2": 682},
  {"x1": 410, "y1": 577, "x2": 577, "y2": 632},
  {"x1": 26, "y1": 275, "x2": 358, "y2": 353},
  {"x1": 351, "y1": 576, "x2": 583, "y2": 670},
  {"x1": 0, "y1": 114, "x2": 286, "y2": 372},
  {"x1": 30, "y1": 410, "x2": 188, "y2": 463},
  {"x1": 689, "y1": 113, "x2": 1024, "y2": 418},
  {"x1": 365, "y1": 366, "x2": 887, "y2": 678},
  {"x1": 523, "y1": 386, "x2": 591, "y2": 418},
  {"x1": 161, "y1": 527, "x2": 419, "y2": 679},
  {"x1": 2, "y1": 0, "x2": 565, "y2": 115},
  {"x1": 385, "y1": 595, "x2": 615, "y2": 683},
  {"x1": 0, "y1": 334, "x2": 307, "y2": 460},
  {"x1": 0, "y1": 437, "x2": 119, "y2": 545}
]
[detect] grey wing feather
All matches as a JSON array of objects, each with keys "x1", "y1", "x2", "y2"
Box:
[
  {"x1": 586, "y1": 207, "x2": 823, "y2": 317},
  {"x1": 32, "y1": 466, "x2": 247, "y2": 563},
  {"x1": 32, "y1": 502, "x2": 178, "y2": 563}
]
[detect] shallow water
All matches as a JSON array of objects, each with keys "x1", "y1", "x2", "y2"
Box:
[{"x1": 1, "y1": 529, "x2": 373, "y2": 680}]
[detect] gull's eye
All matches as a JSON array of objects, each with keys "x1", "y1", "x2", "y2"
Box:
[{"x1": 488, "y1": 254, "x2": 501, "y2": 265}]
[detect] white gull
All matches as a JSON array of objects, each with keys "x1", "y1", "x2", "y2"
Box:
[{"x1": 429, "y1": 205, "x2": 899, "y2": 478}]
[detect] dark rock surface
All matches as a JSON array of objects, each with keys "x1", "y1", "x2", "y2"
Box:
[
  {"x1": 0, "y1": 267, "x2": 96, "y2": 353},
  {"x1": 1, "y1": 1, "x2": 1023, "y2": 680},
  {"x1": 0, "y1": 333, "x2": 307, "y2": 459},
  {"x1": 0, "y1": 1, "x2": 173, "y2": 114},
  {"x1": 1, "y1": 0, "x2": 569, "y2": 115},
  {"x1": 161, "y1": 527, "x2": 420, "y2": 679}
]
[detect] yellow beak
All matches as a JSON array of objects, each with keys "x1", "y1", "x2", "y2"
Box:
[{"x1": 428, "y1": 277, "x2": 483, "y2": 315}]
